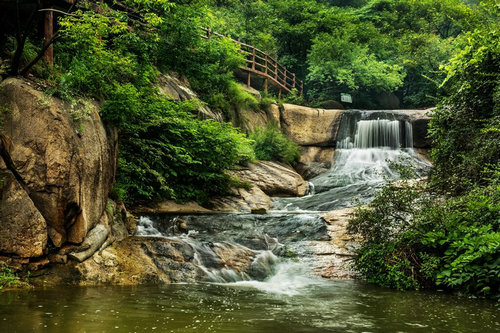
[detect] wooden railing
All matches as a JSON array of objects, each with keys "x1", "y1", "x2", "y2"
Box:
[{"x1": 201, "y1": 27, "x2": 303, "y2": 96}]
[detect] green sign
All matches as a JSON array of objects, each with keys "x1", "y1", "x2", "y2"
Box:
[{"x1": 341, "y1": 93, "x2": 352, "y2": 103}]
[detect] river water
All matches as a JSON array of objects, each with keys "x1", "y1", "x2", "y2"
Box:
[
  {"x1": 1, "y1": 111, "x2": 499, "y2": 332},
  {"x1": 1, "y1": 283, "x2": 499, "y2": 332}
]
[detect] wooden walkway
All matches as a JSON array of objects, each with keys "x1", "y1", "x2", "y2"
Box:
[{"x1": 201, "y1": 27, "x2": 303, "y2": 96}]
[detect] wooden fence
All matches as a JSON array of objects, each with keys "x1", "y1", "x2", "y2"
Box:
[{"x1": 200, "y1": 27, "x2": 303, "y2": 96}]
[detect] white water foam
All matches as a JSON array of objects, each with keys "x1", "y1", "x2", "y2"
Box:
[
  {"x1": 135, "y1": 216, "x2": 163, "y2": 237},
  {"x1": 226, "y1": 259, "x2": 326, "y2": 296}
]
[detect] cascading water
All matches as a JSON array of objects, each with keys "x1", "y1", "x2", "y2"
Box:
[
  {"x1": 273, "y1": 110, "x2": 430, "y2": 212},
  {"x1": 136, "y1": 110, "x2": 431, "y2": 294}
]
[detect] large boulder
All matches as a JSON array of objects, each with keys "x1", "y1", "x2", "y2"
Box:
[
  {"x1": 0, "y1": 78, "x2": 117, "y2": 250},
  {"x1": 231, "y1": 161, "x2": 308, "y2": 197},
  {"x1": 134, "y1": 200, "x2": 211, "y2": 214},
  {"x1": 280, "y1": 104, "x2": 343, "y2": 146},
  {"x1": 230, "y1": 106, "x2": 269, "y2": 133}
]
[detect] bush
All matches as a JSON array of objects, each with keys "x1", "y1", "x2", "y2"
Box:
[
  {"x1": 106, "y1": 92, "x2": 255, "y2": 204},
  {"x1": 249, "y1": 124, "x2": 300, "y2": 165},
  {"x1": 348, "y1": 181, "x2": 500, "y2": 299}
]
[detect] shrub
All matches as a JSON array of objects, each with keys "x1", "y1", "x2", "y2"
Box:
[
  {"x1": 249, "y1": 124, "x2": 300, "y2": 165},
  {"x1": 348, "y1": 181, "x2": 500, "y2": 298}
]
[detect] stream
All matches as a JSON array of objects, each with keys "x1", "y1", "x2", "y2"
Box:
[{"x1": 1, "y1": 110, "x2": 499, "y2": 332}]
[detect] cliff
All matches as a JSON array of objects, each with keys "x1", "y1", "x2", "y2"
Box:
[{"x1": 0, "y1": 78, "x2": 117, "y2": 261}]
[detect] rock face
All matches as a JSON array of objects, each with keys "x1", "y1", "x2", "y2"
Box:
[
  {"x1": 295, "y1": 146, "x2": 335, "y2": 180},
  {"x1": 280, "y1": 104, "x2": 343, "y2": 146},
  {"x1": 392, "y1": 109, "x2": 433, "y2": 148},
  {"x1": 230, "y1": 106, "x2": 270, "y2": 133},
  {"x1": 158, "y1": 73, "x2": 224, "y2": 122},
  {"x1": 231, "y1": 161, "x2": 308, "y2": 197},
  {"x1": 0, "y1": 78, "x2": 117, "y2": 253},
  {"x1": 209, "y1": 160, "x2": 306, "y2": 213},
  {"x1": 0, "y1": 169, "x2": 47, "y2": 257},
  {"x1": 313, "y1": 208, "x2": 360, "y2": 279}
]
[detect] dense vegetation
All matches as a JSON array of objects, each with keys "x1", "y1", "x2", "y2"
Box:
[
  {"x1": 348, "y1": 1, "x2": 500, "y2": 299},
  {"x1": 209, "y1": 0, "x2": 480, "y2": 108}
]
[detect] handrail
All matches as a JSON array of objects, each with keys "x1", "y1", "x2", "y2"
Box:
[{"x1": 200, "y1": 27, "x2": 303, "y2": 96}]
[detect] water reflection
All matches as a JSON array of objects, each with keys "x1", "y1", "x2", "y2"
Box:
[{"x1": 1, "y1": 283, "x2": 498, "y2": 332}]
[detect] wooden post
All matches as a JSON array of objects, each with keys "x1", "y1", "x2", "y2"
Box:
[
  {"x1": 293, "y1": 73, "x2": 296, "y2": 89},
  {"x1": 43, "y1": 10, "x2": 54, "y2": 66},
  {"x1": 278, "y1": 88, "x2": 282, "y2": 99},
  {"x1": 252, "y1": 47, "x2": 256, "y2": 70},
  {"x1": 284, "y1": 68, "x2": 287, "y2": 88},
  {"x1": 247, "y1": 72, "x2": 251, "y2": 88},
  {"x1": 264, "y1": 79, "x2": 268, "y2": 93},
  {"x1": 264, "y1": 54, "x2": 268, "y2": 75},
  {"x1": 274, "y1": 61, "x2": 278, "y2": 80}
]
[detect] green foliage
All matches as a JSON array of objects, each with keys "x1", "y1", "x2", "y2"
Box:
[
  {"x1": 349, "y1": 181, "x2": 500, "y2": 298},
  {"x1": 113, "y1": 96, "x2": 255, "y2": 203},
  {"x1": 307, "y1": 31, "x2": 404, "y2": 102},
  {"x1": 52, "y1": 1, "x2": 255, "y2": 204},
  {"x1": 227, "y1": 82, "x2": 259, "y2": 111},
  {"x1": 429, "y1": 4, "x2": 500, "y2": 193},
  {"x1": 249, "y1": 124, "x2": 300, "y2": 165},
  {"x1": 0, "y1": 265, "x2": 29, "y2": 290},
  {"x1": 210, "y1": 0, "x2": 480, "y2": 107}
]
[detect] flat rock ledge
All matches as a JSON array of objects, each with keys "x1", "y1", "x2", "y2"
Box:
[{"x1": 312, "y1": 208, "x2": 360, "y2": 279}]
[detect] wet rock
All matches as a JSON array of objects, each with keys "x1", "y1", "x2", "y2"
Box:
[
  {"x1": 0, "y1": 169, "x2": 47, "y2": 257},
  {"x1": 231, "y1": 161, "x2": 308, "y2": 197},
  {"x1": 392, "y1": 109, "x2": 433, "y2": 148},
  {"x1": 415, "y1": 148, "x2": 432, "y2": 164},
  {"x1": 209, "y1": 185, "x2": 271, "y2": 213},
  {"x1": 280, "y1": 104, "x2": 343, "y2": 146},
  {"x1": 48, "y1": 254, "x2": 67, "y2": 265},
  {"x1": 32, "y1": 236, "x2": 203, "y2": 286},
  {"x1": 211, "y1": 243, "x2": 255, "y2": 273},
  {"x1": 68, "y1": 224, "x2": 109, "y2": 263},
  {"x1": 313, "y1": 208, "x2": 360, "y2": 279},
  {"x1": 151, "y1": 213, "x2": 329, "y2": 251},
  {"x1": 295, "y1": 146, "x2": 334, "y2": 180},
  {"x1": 28, "y1": 258, "x2": 50, "y2": 271}
]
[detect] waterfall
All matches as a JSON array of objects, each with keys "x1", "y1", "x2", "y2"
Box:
[
  {"x1": 336, "y1": 112, "x2": 413, "y2": 149},
  {"x1": 272, "y1": 110, "x2": 430, "y2": 212}
]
